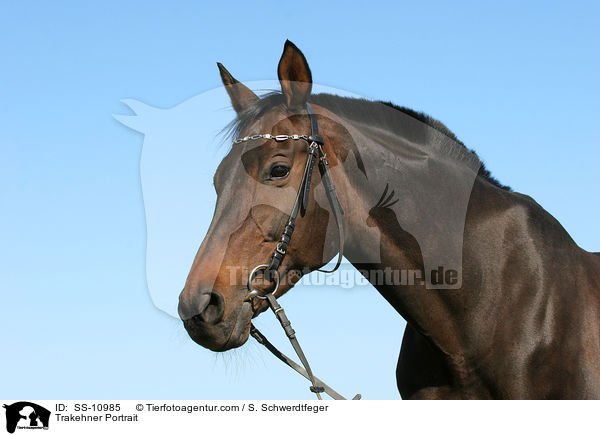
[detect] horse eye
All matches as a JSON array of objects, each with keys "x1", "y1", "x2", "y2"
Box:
[{"x1": 269, "y1": 165, "x2": 290, "y2": 180}]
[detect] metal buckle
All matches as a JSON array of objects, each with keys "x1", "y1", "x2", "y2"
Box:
[
  {"x1": 247, "y1": 264, "x2": 280, "y2": 300},
  {"x1": 275, "y1": 242, "x2": 286, "y2": 256}
]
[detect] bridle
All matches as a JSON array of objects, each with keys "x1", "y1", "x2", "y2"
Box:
[{"x1": 233, "y1": 103, "x2": 359, "y2": 400}]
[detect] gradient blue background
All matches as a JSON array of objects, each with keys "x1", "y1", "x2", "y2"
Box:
[{"x1": 1, "y1": 1, "x2": 598, "y2": 399}]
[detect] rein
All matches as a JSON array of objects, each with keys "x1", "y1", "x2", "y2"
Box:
[{"x1": 234, "y1": 104, "x2": 359, "y2": 400}]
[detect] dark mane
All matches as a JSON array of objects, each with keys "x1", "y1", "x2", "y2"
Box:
[{"x1": 228, "y1": 92, "x2": 510, "y2": 191}]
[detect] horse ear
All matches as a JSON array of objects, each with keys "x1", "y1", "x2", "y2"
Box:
[
  {"x1": 217, "y1": 62, "x2": 258, "y2": 114},
  {"x1": 277, "y1": 40, "x2": 312, "y2": 109}
]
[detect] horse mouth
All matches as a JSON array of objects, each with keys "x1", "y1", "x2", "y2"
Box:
[
  {"x1": 215, "y1": 294, "x2": 270, "y2": 350},
  {"x1": 183, "y1": 300, "x2": 254, "y2": 352},
  {"x1": 222, "y1": 301, "x2": 254, "y2": 350}
]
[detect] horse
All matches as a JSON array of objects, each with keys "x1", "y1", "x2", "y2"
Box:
[{"x1": 178, "y1": 40, "x2": 600, "y2": 399}]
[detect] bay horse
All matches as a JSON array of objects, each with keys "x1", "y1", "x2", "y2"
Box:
[{"x1": 178, "y1": 41, "x2": 600, "y2": 399}]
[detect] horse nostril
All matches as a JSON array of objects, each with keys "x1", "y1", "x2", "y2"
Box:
[
  {"x1": 178, "y1": 289, "x2": 212, "y2": 321},
  {"x1": 198, "y1": 290, "x2": 225, "y2": 325},
  {"x1": 178, "y1": 289, "x2": 225, "y2": 325}
]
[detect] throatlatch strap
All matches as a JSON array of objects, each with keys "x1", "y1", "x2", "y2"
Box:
[
  {"x1": 316, "y1": 153, "x2": 345, "y2": 273},
  {"x1": 307, "y1": 103, "x2": 345, "y2": 273}
]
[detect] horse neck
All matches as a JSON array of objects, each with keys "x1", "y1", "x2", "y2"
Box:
[
  {"x1": 326, "y1": 109, "x2": 598, "y2": 375},
  {"x1": 331, "y1": 118, "x2": 512, "y2": 358}
]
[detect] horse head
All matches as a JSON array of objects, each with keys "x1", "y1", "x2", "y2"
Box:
[{"x1": 178, "y1": 41, "x2": 352, "y2": 351}]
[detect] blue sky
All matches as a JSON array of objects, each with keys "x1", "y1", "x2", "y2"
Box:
[{"x1": 1, "y1": 1, "x2": 598, "y2": 400}]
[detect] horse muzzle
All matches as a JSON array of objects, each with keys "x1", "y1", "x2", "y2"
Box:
[{"x1": 178, "y1": 287, "x2": 252, "y2": 351}]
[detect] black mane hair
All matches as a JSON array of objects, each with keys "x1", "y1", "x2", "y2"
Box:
[{"x1": 228, "y1": 92, "x2": 511, "y2": 191}]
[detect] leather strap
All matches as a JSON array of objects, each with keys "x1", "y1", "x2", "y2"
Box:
[
  {"x1": 265, "y1": 293, "x2": 323, "y2": 399},
  {"x1": 316, "y1": 153, "x2": 345, "y2": 273},
  {"x1": 266, "y1": 141, "x2": 319, "y2": 275},
  {"x1": 307, "y1": 103, "x2": 344, "y2": 273},
  {"x1": 249, "y1": 324, "x2": 361, "y2": 400}
]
